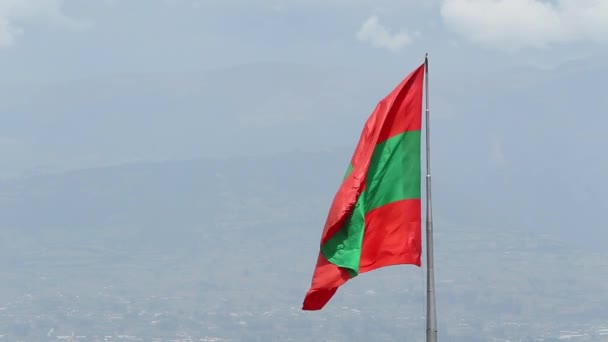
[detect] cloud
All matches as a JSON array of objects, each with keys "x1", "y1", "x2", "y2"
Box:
[
  {"x1": 0, "y1": 0, "x2": 90, "y2": 48},
  {"x1": 356, "y1": 15, "x2": 414, "y2": 52},
  {"x1": 440, "y1": 0, "x2": 608, "y2": 50}
]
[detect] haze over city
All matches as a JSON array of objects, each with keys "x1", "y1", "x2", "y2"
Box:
[{"x1": 1, "y1": 1, "x2": 607, "y2": 341}]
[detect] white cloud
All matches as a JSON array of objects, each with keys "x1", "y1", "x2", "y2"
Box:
[
  {"x1": 0, "y1": 0, "x2": 89, "y2": 48},
  {"x1": 356, "y1": 15, "x2": 414, "y2": 52},
  {"x1": 441, "y1": 0, "x2": 608, "y2": 50}
]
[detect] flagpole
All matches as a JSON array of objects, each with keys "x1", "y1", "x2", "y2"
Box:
[{"x1": 424, "y1": 53, "x2": 438, "y2": 342}]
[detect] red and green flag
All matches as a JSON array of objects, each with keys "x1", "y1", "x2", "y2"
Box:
[{"x1": 302, "y1": 63, "x2": 425, "y2": 311}]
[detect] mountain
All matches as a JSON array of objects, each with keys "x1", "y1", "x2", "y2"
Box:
[{"x1": 2, "y1": 60, "x2": 606, "y2": 244}]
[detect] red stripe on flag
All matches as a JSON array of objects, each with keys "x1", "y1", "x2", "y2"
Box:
[
  {"x1": 375, "y1": 64, "x2": 424, "y2": 143},
  {"x1": 302, "y1": 199, "x2": 421, "y2": 310},
  {"x1": 302, "y1": 252, "x2": 351, "y2": 311},
  {"x1": 360, "y1": 199, "x2": 422, "y2": 272}
]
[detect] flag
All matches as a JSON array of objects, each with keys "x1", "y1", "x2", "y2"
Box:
[{"x1": 302, "y1": 63, "x2": 425, "y2": 310}]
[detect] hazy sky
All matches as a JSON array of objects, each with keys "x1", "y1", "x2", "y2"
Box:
[
  {"x1": 0, "y1": 0, "x2": 607, "y2": 181},
  {"x1": 1, "y1": 0, "x2": 607, "y2": 83}
]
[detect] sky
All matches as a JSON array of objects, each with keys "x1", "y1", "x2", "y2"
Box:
[
  {"x1": 0, "y1": 0, "x2": 607, "y2": 83},
  {"x1": 0, "y1": 0, "x2": 607, "y2": 179}
]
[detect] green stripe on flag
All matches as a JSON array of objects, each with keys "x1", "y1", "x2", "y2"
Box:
[
  {"x1": 365, "y1": 130, "x2": 421, "y2": 211},
  {"x1": 321, "y1": 194, "x2": 366, "y2": 276},
  {"x1": 321, "y1": 130, "x2": 421, "y2": 276}
]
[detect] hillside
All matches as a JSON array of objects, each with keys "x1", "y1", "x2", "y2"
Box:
[
  {"x1": 1, "y1": 61, "x2": 606, "y2": 249},
  {"x1": 1, "y1": 153, "x2": 608, "y2": 341}
]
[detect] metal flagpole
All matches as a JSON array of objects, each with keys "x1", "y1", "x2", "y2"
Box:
[{"x1": 424, "y1": 53, "x2": 438, "y2": 342}]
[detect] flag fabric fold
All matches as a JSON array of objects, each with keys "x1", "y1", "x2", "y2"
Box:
[{"x1": 302, "y1": 63, "x2": 425, "y2": 311}]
